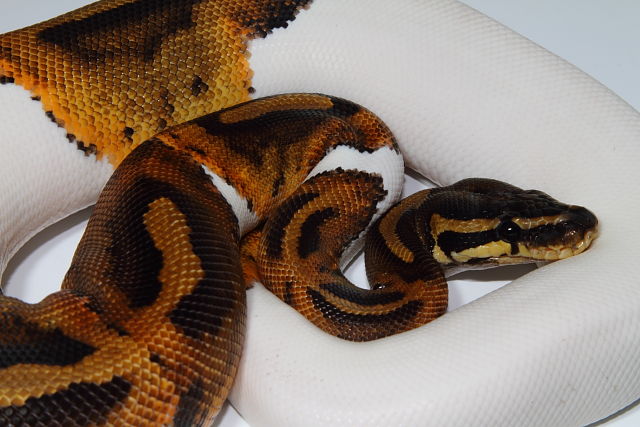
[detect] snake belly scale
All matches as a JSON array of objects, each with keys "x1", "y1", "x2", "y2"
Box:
[{"x1": 0, "y1": 0, "x2": 603, "y2": 426}]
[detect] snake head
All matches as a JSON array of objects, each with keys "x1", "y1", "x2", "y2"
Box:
[
  {"x1": 427, "y1": 178, "x2": 599, "y2": 267},
  {"x1": 497, "y1": 202, "x2": 598, "y2": 263}
]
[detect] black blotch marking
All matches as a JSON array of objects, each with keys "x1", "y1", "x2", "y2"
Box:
[
  {"x1": 127, "y1": 160, "x2": 243, "y2": 341},
  {"x1": 246, "y1": 198, "x2": 254, "y2": 213},
  {"x1": 77, "y1": 141, "x2": 98, "y2": 156},
  {"x1": 66, "y1": 141, "x2": 242, "y2": 341},
  {"x1": 31, "y1": 95, "x2": 41, "y2": 101},
  {"x1": 124, "y1": 127, "x2": 134, "y2": 140},
  {"x1": 45, "y1": 111, "x2": 57, "y2": 124},
  {"x1": 437, "y1": 230, "x2": 496, "y2": 258},
  {"x1": 64, "y1": 131, "x2": 98, "y2": 156},
  {"x1": 284, "y1": 281, "x2": 294, "y2": 306},
  {"x1": 76, "y1": 291, "x2": 105, "y2": 316},
  {"x1": 187, "y1": 145, "x2": 207, "y2": 156},
  {"x1": 271, "y1": 172, "x2": 285, "y2": 198},
  {"x1": 194, "y1": 104, "x2": 334, "y2": 167},
  {"x1": 248, "y1": 86, "x2": 256, "y2": 94},
  {"x1": 158, "y1": 118, "x2": 167, "y2": 131},
  {"x1": 510, "y1": 242, "x2": 519, "y2": 255},
  {"x1": 0, "y1": 76, "x2": 14, "y2": 84},
  {"x1": 0, "y1": 377, "x2": 131, "y2": 426},
  {"x1": 38, "y1": 0, "x2": 205, "y2": 62},
  {"x1": 265, "y1": 192, "x2": 319, "y2": 259},
  {"x1": 239, "y1": 0, "x2": 313, "y2": 38},
  {"x1": 106, "y1": 323, "x2": 130, "y2": 337},
  {"x1": 298, "y1": 207, "x2": 337, "y2": 259},
  {"x1": 149, "y1": 353, "x2": 162, "y2": 365},
  {"x1": 191, "y1": 75, "x2": 209, "y2": 96},
  {"x1": 98, "y1": 177, "x2": 165, "y2": 309},
  {"x1": 328, "y1": 96, "x2": 361, "y2": 118},
  {"x1": 174, "y1": 378, "x2": 206, "y2": 426},
  {"x1": 319, "y1": 283, "x2": 405, "y2": 306},
  {"x1": 308, "y1": 288, "x2": 422, "y2": 338},
  {"x1": 0, "y1": 315, "x2": 96, "y2": 369}
]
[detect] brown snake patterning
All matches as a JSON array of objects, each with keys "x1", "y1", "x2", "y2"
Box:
[
  {"x1": 0, "y1": 0, "x2": 312, "y2": 163},
  {"x1": 0, "y1": 0, "x2": 599, "y2": 426},
  {"x1": 0, "y1": 92, "x2": 598, "y2": 425}
]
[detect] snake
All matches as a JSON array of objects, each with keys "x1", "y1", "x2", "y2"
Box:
[{"x1": 0, "y1": 0, "x2": 638, "y2": 426}]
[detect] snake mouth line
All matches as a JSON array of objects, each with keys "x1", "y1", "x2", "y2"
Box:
[
  {"x1": 449, "y1": 228, "x2": 598, "y2": 268},
  {"x1": 496, "y1": 229, "x2": 598, "y2": 263}
]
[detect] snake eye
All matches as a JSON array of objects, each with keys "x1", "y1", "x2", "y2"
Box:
[{"x1": 496, "y1": 220, "x2": 521, "y2": 243}]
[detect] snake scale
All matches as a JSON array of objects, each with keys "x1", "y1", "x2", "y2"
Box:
[{"x1": 0, "y1": 0, "x2": 638, "y2": 426}]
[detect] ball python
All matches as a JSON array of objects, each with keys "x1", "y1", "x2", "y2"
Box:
[{"x1": 0, "y1": 0, "x2": 638, "y2": 426}]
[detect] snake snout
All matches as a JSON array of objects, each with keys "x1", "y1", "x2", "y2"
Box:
[
  {"x1": 566, "y1": 205, "x2": 598, "y2": 232},
  {"x1": 559, "y1": 205, "x2": 598, "y2": 248},
  {"x1": 524, "y1": 204, "x2": 598, "y2": 260}
]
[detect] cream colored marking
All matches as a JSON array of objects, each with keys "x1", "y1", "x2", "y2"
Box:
[
  {"x1": 431, "y1": 245, "x2": 453, "y2": 265},
  {"x1": 452, "y1": 241, "x2": 512, "y2": 263},
  {"x1": 431, "y1": 213, "x2": 574, "y2": 238},
  {"x1": 512, "y1": 214, "x2": 569, "y2": 230},
  {"x1": 218, "y1": 93, "x2": 334, "y2": 124},
  {"x1": 449, "y1": 227, "x2": 598, "y2": 264},
  {"x1": 430, "y1": 214, "x2": 499, "y2": 238}
]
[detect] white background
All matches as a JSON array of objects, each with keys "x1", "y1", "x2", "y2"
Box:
[{"x1": 0, "y1": 1, "x2": 638, "y2": 426}]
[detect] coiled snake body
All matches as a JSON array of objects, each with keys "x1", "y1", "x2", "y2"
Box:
[{"x1": 0, "y1": 0, "x2": 636, "y2": 426}]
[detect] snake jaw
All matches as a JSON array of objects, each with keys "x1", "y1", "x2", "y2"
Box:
[
  {"x1": 519, "y1": 227, "x2": 598, "y2": 262},
  {"x1": 449, "y1": 225, "x2": 598, "y2": 269},
  {"x1": 517, "y1": 205, "x2": 598, "y2": 261}
]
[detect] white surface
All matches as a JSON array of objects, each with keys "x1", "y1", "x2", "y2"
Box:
[
  {"x1": 1, "y1": 1, "x2": 639, "y2": 426},
  {"x1": 0, "y1": 83, "x2": 114, "y2": 277},
  {"x1": 231, "y1": 0, "x2": 640, "y2": 425},
  {"x1": 453, "y1": 5, "x2": 640, "y2": 424}
]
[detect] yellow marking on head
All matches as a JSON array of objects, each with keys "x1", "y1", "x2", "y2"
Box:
[
  {"x1": 429, "y1": 213, "x2": 499, "y2": 236},
  {"x1": 218, "y1": 93, "x2": 334, "y2": 124},
  {"x1": 451, "y1": 241, "x2": 513, "y2": 263},
  {"x1": 512, "y1": 215, "x2": 568, "y2": 230},
  {"x1": 431, "y1": 245, "x2": 452, "y2": 264}
]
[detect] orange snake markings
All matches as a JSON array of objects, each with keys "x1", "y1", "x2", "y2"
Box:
[{"x1": 0, "y1": 1, "x2": 598, "y2": 425}]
